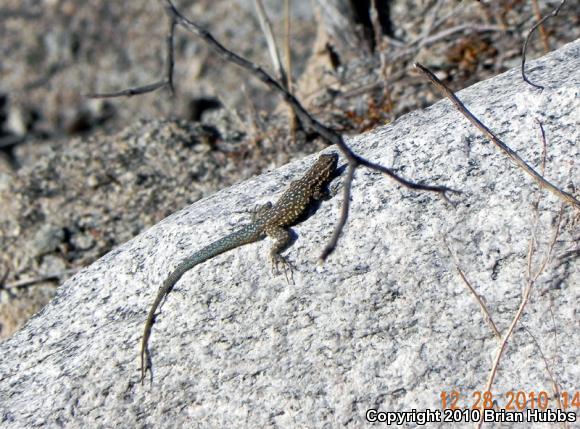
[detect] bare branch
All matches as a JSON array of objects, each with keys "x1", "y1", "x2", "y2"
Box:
[
  {"x1": 521, "y1": 0, "x2": 567, "y2": 90},
  {"x1": 531, "y1": 205, "x2": 563, "y2": 283},
  {"x1": 0, "y1": 135, "x2": 25, "y2": 149},
  {"x1": 478, "y1": 275, "x2": 528, "y2": 429},
  {"x1": 446, "y1": 242, "x2": 501, "y2": 339},
  {"x1": 524, "y1": 327, "x2": 567, "y2": 420},
  {"x1": 528, "y1": 119, "x2": 549, "y2": 274},
  {"x1": 392, "y1": 24, "x2": 504, "y2": 62},
  {"x1": 415, "y1": 62, "x2": 580, "y2": 210},
  {"x1": 556, "y1": 248, "x2": 580, "y2": 265},
  {"x1": 283, "y1": 0, "x2": 292, "y2": 91},
  {"x1": 536, "y1": 119, "x2": 547, "y2": 175},
  {"x1": 3, "y1": 269, "x2": 78, "y2": 290},
  {"x1": 166, "y1": 18, "x2": 177, "y2": 95},
  {"x1": 253, "y1": 0, "x2": 287, "y2": 85},
  {"x1": 86, "y1": 80, "x2": 169, "y2": 99},
  {"x1": 417, "y1": 24, "x2": 504, "y2": 48},
  {"x1": 283, "y1": 0, "x2": 299, "y2": 143},
  {"x1": 478, "y1": 198, "x2": 564, "y2": 429},
  {"x1": 456, "y1": 266, "x2": 501, "y2": 339},
  {"x1": 356, "y1": 155, "x2": 459, "y2": 202},
  {"x1": 86, "y1": 11, "x2": 177, "y2": 99},
  {"x1": 531, "y1": 0, "x2": 551, "y2": 53},
  {"x1": 254, "y1": 0, "x2": 298, "y2": 140},
  {"x1": 369, "y1": 0, "x2": 385, "y2": 51}
]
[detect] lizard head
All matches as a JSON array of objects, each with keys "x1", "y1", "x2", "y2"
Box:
[
  {"x1": 297, "y1": 152, "x2": 338, "y2": 194},
  {"x1": 313, "y1": 152, "x2": 338, "y2": 180}
]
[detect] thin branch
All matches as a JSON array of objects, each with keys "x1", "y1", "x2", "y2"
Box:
[
  {"x1": 478, "y1": 198, "x2": 564, "y2": 429},
  {"x1": 283, "y1": 0, "x2": 298, "y2": 143},
  {"x1": 0, "y1": 268, "x2": 10, "y2": 299},
  {"x1": 86, "y1": 80, "x2": 169, "y2": 99},
  {"x1": 536, "y1": 119, "x2": 547, "y2": 176},
  {"x1": 532, "y1": 204, "x2": 563, "y2": 282},
  {"x1": 390, "y1": 24, "x2": 504, "y2": 63},
  {"x1": 480, "y1": 280, "x2": 532, "y2": 429},
  {"x1": 447, "y1": 243, "x2": 501, "y2": 339},
  {"x1": 283, "y1": 0, "x2": 292, "y2": 92},
  {"x1": 430, "y1": 0, "x2": 467, "y2": 34},
  {"x1": 370, "y1": 0, "x2": 386, "y2": 51},
  {"x1": 339, "y1": 69, "x2": 407, "y2": 99},
  {"x1": 557, "y1": 248, "x2": 579, "y2": 262},
  {"x1": 419, "y1": 24, "x2": 504, "y2": 48},
  {"x1": 409, "y1": 24, "x2": 503, "y2": 49},
  {"x1": 419, "y1": 0, "x2": 444, "y2": 42},
  {"x1": 528, "y1": 118, "x2": 549, "y2": 274},
  {"x1": 3, "y1": 269, "x2": 78, "y2": 290},
  {"x1": 456, "y1": 266, "x2": 501, "y2": 340},
  {"x1": 415, "y1": 62, "x2": 580, "y2": 210},
  {"x1": 86, "y1": 13, "x2": 177, "y2": 98},
  {"x1": 253, "y1": 0, "x2": 287, "y2": 85},
  {"x1": 166, "y1": 18, "x2": 177, "y2": 95},
  {"x1": 370, "y1": 0, "x2": 394, "y2": 120},
  {"x1": 531, "y1": 0, "x2": 550, "y2": 53},
  {"x1": 356, "y1": 155, "x2": 458, "y2": 204},
  {"x1": 521, "y1": 0, "x2": 567, "y2": 90},
  {"x1": 523, "y1": 327, "x2": 567, "y2": 427}
]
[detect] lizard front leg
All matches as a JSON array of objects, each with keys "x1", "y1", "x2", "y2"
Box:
[{"x1": 251, "y1": 201, "x2": 273, "y2": 222}]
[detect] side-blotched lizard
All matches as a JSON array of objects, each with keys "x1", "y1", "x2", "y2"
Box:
[{"x1": 141, "y1": 153, "x2": 338, "y2": 382}]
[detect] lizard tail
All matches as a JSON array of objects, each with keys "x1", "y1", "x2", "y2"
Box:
[{"x1": 140, "y1": 224, "x2": 263, "y2": 383}]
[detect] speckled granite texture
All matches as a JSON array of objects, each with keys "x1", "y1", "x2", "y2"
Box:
[{"x1": 0, "y1": 40, "x2": 578, "y2": 428}]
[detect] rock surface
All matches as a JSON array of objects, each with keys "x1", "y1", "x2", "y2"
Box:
[{"x1": 0, "y1": 41, "x2": 578, "y2": 428}]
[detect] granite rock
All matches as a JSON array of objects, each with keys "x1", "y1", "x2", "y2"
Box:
[{"x1": 0, "y1": 40, "x2": 578, "y2": 428}]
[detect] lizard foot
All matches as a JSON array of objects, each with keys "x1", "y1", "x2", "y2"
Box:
[{"x1": 271, "y1": 254, "x2": 295, "y2": 284}]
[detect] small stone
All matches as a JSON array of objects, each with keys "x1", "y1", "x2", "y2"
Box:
[
  {"x1": 31, "y1": 224, "x2": 64, "y2": 256},
  {"x1": 86, "y1": 175, "x2": 99, "y2": 188},
  {"x1": 38, "y1": 254, "x2": 67, "y2": 275},
  {"x1": 70, "y1": 233, "x2": 95, "y2": 251}
]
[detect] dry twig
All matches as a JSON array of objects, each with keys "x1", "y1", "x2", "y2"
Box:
[
  {"x1": 2, "y1": 269, "x2": 78, "y2": 290},
  {"x1": 370, "y1": 0, "x2": 394, "y2": 120},
  {"x1": 253, "y1": 0, "x2": 287, "y2": 85},
  {"x1": 446, "y1": 243, "x2": 501, "y2": 339},
  {"x1": 521, "y1": 0, "x2": 568, "y2": 90},
  {"x1": 392, "y1": 24, "x2": 504, "y2": 62},
  {"x1": 87, "y1": 19, "x2": 176, "y2": 98},
  {"x1": 415, "y1": 62, "x2": 580, "y2": 210},
  {"x1": 523, "y1": 327, "x2": 568, "y2": 429},
  {"x1": 531, "y1": 0, "x2": 551, "y2": 53},
  {"x1": 283, "y1": 0, "x2": 298, "y2": 143},
  {"x1": 477, "y1": 207, "x2": 563, "y2": 429}
]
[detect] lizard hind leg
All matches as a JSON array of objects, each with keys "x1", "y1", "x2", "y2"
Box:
[{"x1": 266, "y1": 226, "x2": 295, "y2": 284}]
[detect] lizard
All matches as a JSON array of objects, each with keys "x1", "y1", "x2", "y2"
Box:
[{"x1": 140, "y1": 152, "x2": 338, "y2": 383}]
